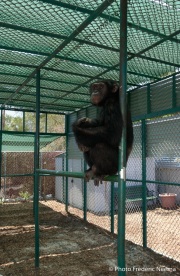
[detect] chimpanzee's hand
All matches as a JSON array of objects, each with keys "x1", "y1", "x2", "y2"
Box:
[
  {"x1": 77, "y1": 117, "x2": 95, "y2": 128},
  {"x1": 77, "y1": 143, "x2": 90, "y2": 152}
]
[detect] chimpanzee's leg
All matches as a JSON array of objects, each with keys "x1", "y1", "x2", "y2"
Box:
[{"x1": 85, "y1": 143, "x2": 118, "y2": 185}]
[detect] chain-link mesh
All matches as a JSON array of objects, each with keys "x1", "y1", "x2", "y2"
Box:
[
  {"x1": 65, "y1": 109, "x2": 180, "y2": 264},
  {"x1": 0, "y1": 110, "x2": 65, "y2": 202},
  {"x1": 145, "y1": 114, "x2": 180, "y2": 262},
  {"x1": 1, "y1": 134, "x2": 34, "y2": 201},
  {"x1": 0, "y1": 0, "x2": 180, "y2": 274},
  {"x1": 0, "y1": 1, "x2": 179, "y2": 112}
]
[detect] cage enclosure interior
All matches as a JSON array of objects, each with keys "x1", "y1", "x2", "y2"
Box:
[{"x1": 0, "y1": 0, "x2": 180, "y2": 276}]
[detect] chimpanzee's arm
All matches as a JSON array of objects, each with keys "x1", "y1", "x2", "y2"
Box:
[
  {"x1": 74, "y1": 117, "x2": 99, "y2": 128},
  {"x1": 72, "y1": 121, "x2": 108, "y2": 148},
  {"x1": 72, "y1": 119, "x2": 122, "y2": 148}
]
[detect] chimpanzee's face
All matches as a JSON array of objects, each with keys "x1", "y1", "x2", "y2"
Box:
[
  {"x1": 89, "y1": 81, "x2": 118, "y2": 106},
  {"x1": 90, "y1": 82, "x2": 108, "y2": 106}
]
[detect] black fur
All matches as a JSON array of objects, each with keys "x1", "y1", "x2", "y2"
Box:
[{"x1": 72, "y1": 80, "x2": 133, "y2": 185}]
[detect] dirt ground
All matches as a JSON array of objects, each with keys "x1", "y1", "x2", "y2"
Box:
[{"x1": 0, "y1": 201, "x2": 180, "y2": 276}]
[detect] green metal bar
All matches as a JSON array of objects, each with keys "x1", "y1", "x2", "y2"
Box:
[
  {"x1": 0, "y1": 97, "x2": 80, "y2": 112},
  {"x1": 40, "y1": 100, "x2": 87, "y2": 110},
  {"x1": 0, "y1": 38, "x2": 119, "y2": 56},
  {"x1": 127, "y1": 70, "x2": 159, "y2": 80},
  {"x1": 34, "y1": 69, "x2": 41, "y2": 268},
  {"x1": 1, "y1": 45, "x2": 178, "y2": 73},
  {"x1": 0, "y1": 71, "x2": 89, "y2": 90},
  {"x1": 0, "y1": 50, "x2": 110, "y2": 70},
  {"x1": 0, "y1": 60, "x2": 37, "y2": 68},
  {"x1": 62, "y1": 155, "x2": 65, "y2": 204},
  {"x1": 83, "y1": 159, "x2": 87, "y2": 221},
  {"x1": 132, "y1": 106, "x2": 180, "y2": 121},
  {"x1": 0, "y1": 106, "x2": 67, "y2": 116},
  {"x1": 110, "y1": 182, "x2": 115, "y2": 234},
  {"x1": 65, "y1": 115, "x2": 69, "y2": 212},
  {"x1": 23, "y1": 111, "x2": 25, "y2": 132},
  {"x1": 127, "y1": 179, "x2": 180, "y2": 187},
  {"x1": 130, "y1": 53, "x2": 180, "y2": 68},
  {"x1": 1, "y1": 130, "x2": 65, "y2": 136},
  {"x1": 45, "y1": 113, "x2": 48, "y2": 133},
  {"x1": 172, "y1": 75, "x2": 176, "y2": 108},
  {"x1": 0, "y1": 109, "x2": 3, "y2": 189},
  {"x1": 2, "y1": 174, "x2": 34, "y2": 177},
  {"x1": 38, "y1": 0, "x2": 180, "y2": 44},
  {"x1": 0, "y1": 83, "x2": 137, "y2": 99},
  {"x1": 39, "y1": 105, "x2": 75, "y2": 113},
  {"x1": 36, "y1": 170, "x2": 180, "y2": 187},
  {"x1": 118, "y1": 0, "x2": 128, "y2": 274},
  {"x1": 2, "y1": 0, "x2": 115, "y2": 107},
  {"x1": 146, "y1": 180, "x2": 180, "y2": 187},
  {"x1": 0, "y1": 60, "x2": 158, "y2": 82},
  {"x1": 147, "y1": 84, "x2": 151, "y2": 114},
  {"x1": 36, "y1": 169, "x2": 118, "y2": 181},
  {"x1": 142, "y1": 119, "x2": 147, "y2": 248},
  {"x1": 62, "y1": 59, "x2": 179, "y2": 103},
  {"x1": 83, "y1": 109, "x2": 88, "y2": 221},
  {"x1": 131, "y1": 30, "x2": 180, "y2": 59},
  {"x1": 2, "y1": 86, "x2": 71, "y2": 102}
]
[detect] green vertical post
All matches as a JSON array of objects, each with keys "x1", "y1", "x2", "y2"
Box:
[
  {"x1": 83, "y1": 109, "x2": 88, "y2": 221},
  {"x1": 65, "y1": 114, "x2": 69, "y2": 212},
  {"x1": 34, "y1": 69, "x2": 40, "y2": 268},
  {"x1": 118, "y1": 0, "x2": 128, "y2": 275},
  {"x1": 0, "y1": 109, "x2": 3, "y2": 190},
  {"x1": 142, "y1": 119, "x2": 147, "y2": 248},
  {"x1": 23, "y1": 111, "x2": 25, "y2": 132},
  {"x1": 147, "y1": 84, "x2": 151, "y2": 114},
  {"x1": 110, "y1": 182, "x2": 115, "y2": 234},
  {"x1": 172, "y1": 75, "x2": 176, "y2": 108},
  {"x1": 83, "y1": 159, "x2": 87, "y2": 221},
  {"x1": 45, "y1": 113, "x2": 48, "y2": 133}
]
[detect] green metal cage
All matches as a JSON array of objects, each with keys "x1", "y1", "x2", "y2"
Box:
[{"x1": 0, "y1": 1, "x2": 180, "y2": 276}]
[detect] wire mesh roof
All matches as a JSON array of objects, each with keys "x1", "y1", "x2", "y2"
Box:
[{"x1": 0, "y1": 0, "x2": 179, "y2": 114}]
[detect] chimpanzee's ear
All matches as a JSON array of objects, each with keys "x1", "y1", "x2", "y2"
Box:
[{"x1": 112, "y1": 84, "x2": 119, "y2": 93}]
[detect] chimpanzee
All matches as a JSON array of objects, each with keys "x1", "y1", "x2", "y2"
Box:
[{"x1": 72, "y1": 79, "x2": 133, "y2": 185}]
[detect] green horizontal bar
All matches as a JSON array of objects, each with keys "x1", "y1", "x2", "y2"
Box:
[
  {"x1": 127, "y1": 70, "x2": 159, "y2": 80},
  {"x1": 2, "y1": 173, "x2": 34, "y2": 177},
  {"x1": 37, "y1": 169, "x2": 119, "y2": 182},
  {"x1": 3, "y1": 0, "x2": 115, "y2": 107},
  {"x1": 0, "y1": 85, "x2": 89, "y2": 97},
  {"x1": 39, "y1": 0, "x2": 180, "y2": 44},
  {"x1": 130, "y1": 52, "x2": 180, "y2": 68},
  {"x1": 0, "y1": 65, "x2": 158, "y2": 82},
  {"x1": 0, "y1": 75, "x2": 88, "y2": 89},
  {"x1": 0, "y1": 29, "x2": 119, "y2": 53},
  {"x1": 0, "y1": 106, "x2": 67, "y2": 115},
  {"x1": 2, "y1": 2, "x2": 179, "y2": 47},
  {"x1": 126, "y1": 178, "x2": 180, "y2": 187},
  {"x1": 0, "y1": 100, "x2": 73, "y2": 113},
  {"x1": 1, "y1": 130, "x2": 65, "y2": 136},
  {"x1": 0, "y1": 89, "x2": 89, "y2": 104},
  {"x1": 1, "y1": 95, "x2": 85, "y2": 110},
  {"x1": 0, "y1": 61, "x2": 37, "y2": 68},
  {"x1": 0, "y1": 72, "x2": 89, "y2": 88},
  {"x1": 132, "y1": 106, "x2": 180, "y2": 121},
  {"x1": 2, "y1": 170, "x2": 179, "y2": 187},
  {"x1": 146, "y1": 180, "x2": 180, "y2": 187},
  {"x1": 1, "y1": 44, "x2": 178, "y2": 71}
]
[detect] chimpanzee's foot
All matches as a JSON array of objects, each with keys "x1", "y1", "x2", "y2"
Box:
[
  {"x1": 85, "y1": 168, "x2": 94, "y2": 182},
  {"x1": 85, "y1": 166, "x2": 106, "y2": 185},
  {"x1": 94, "y1": 175, "x2": 105, "y2": 186}
]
